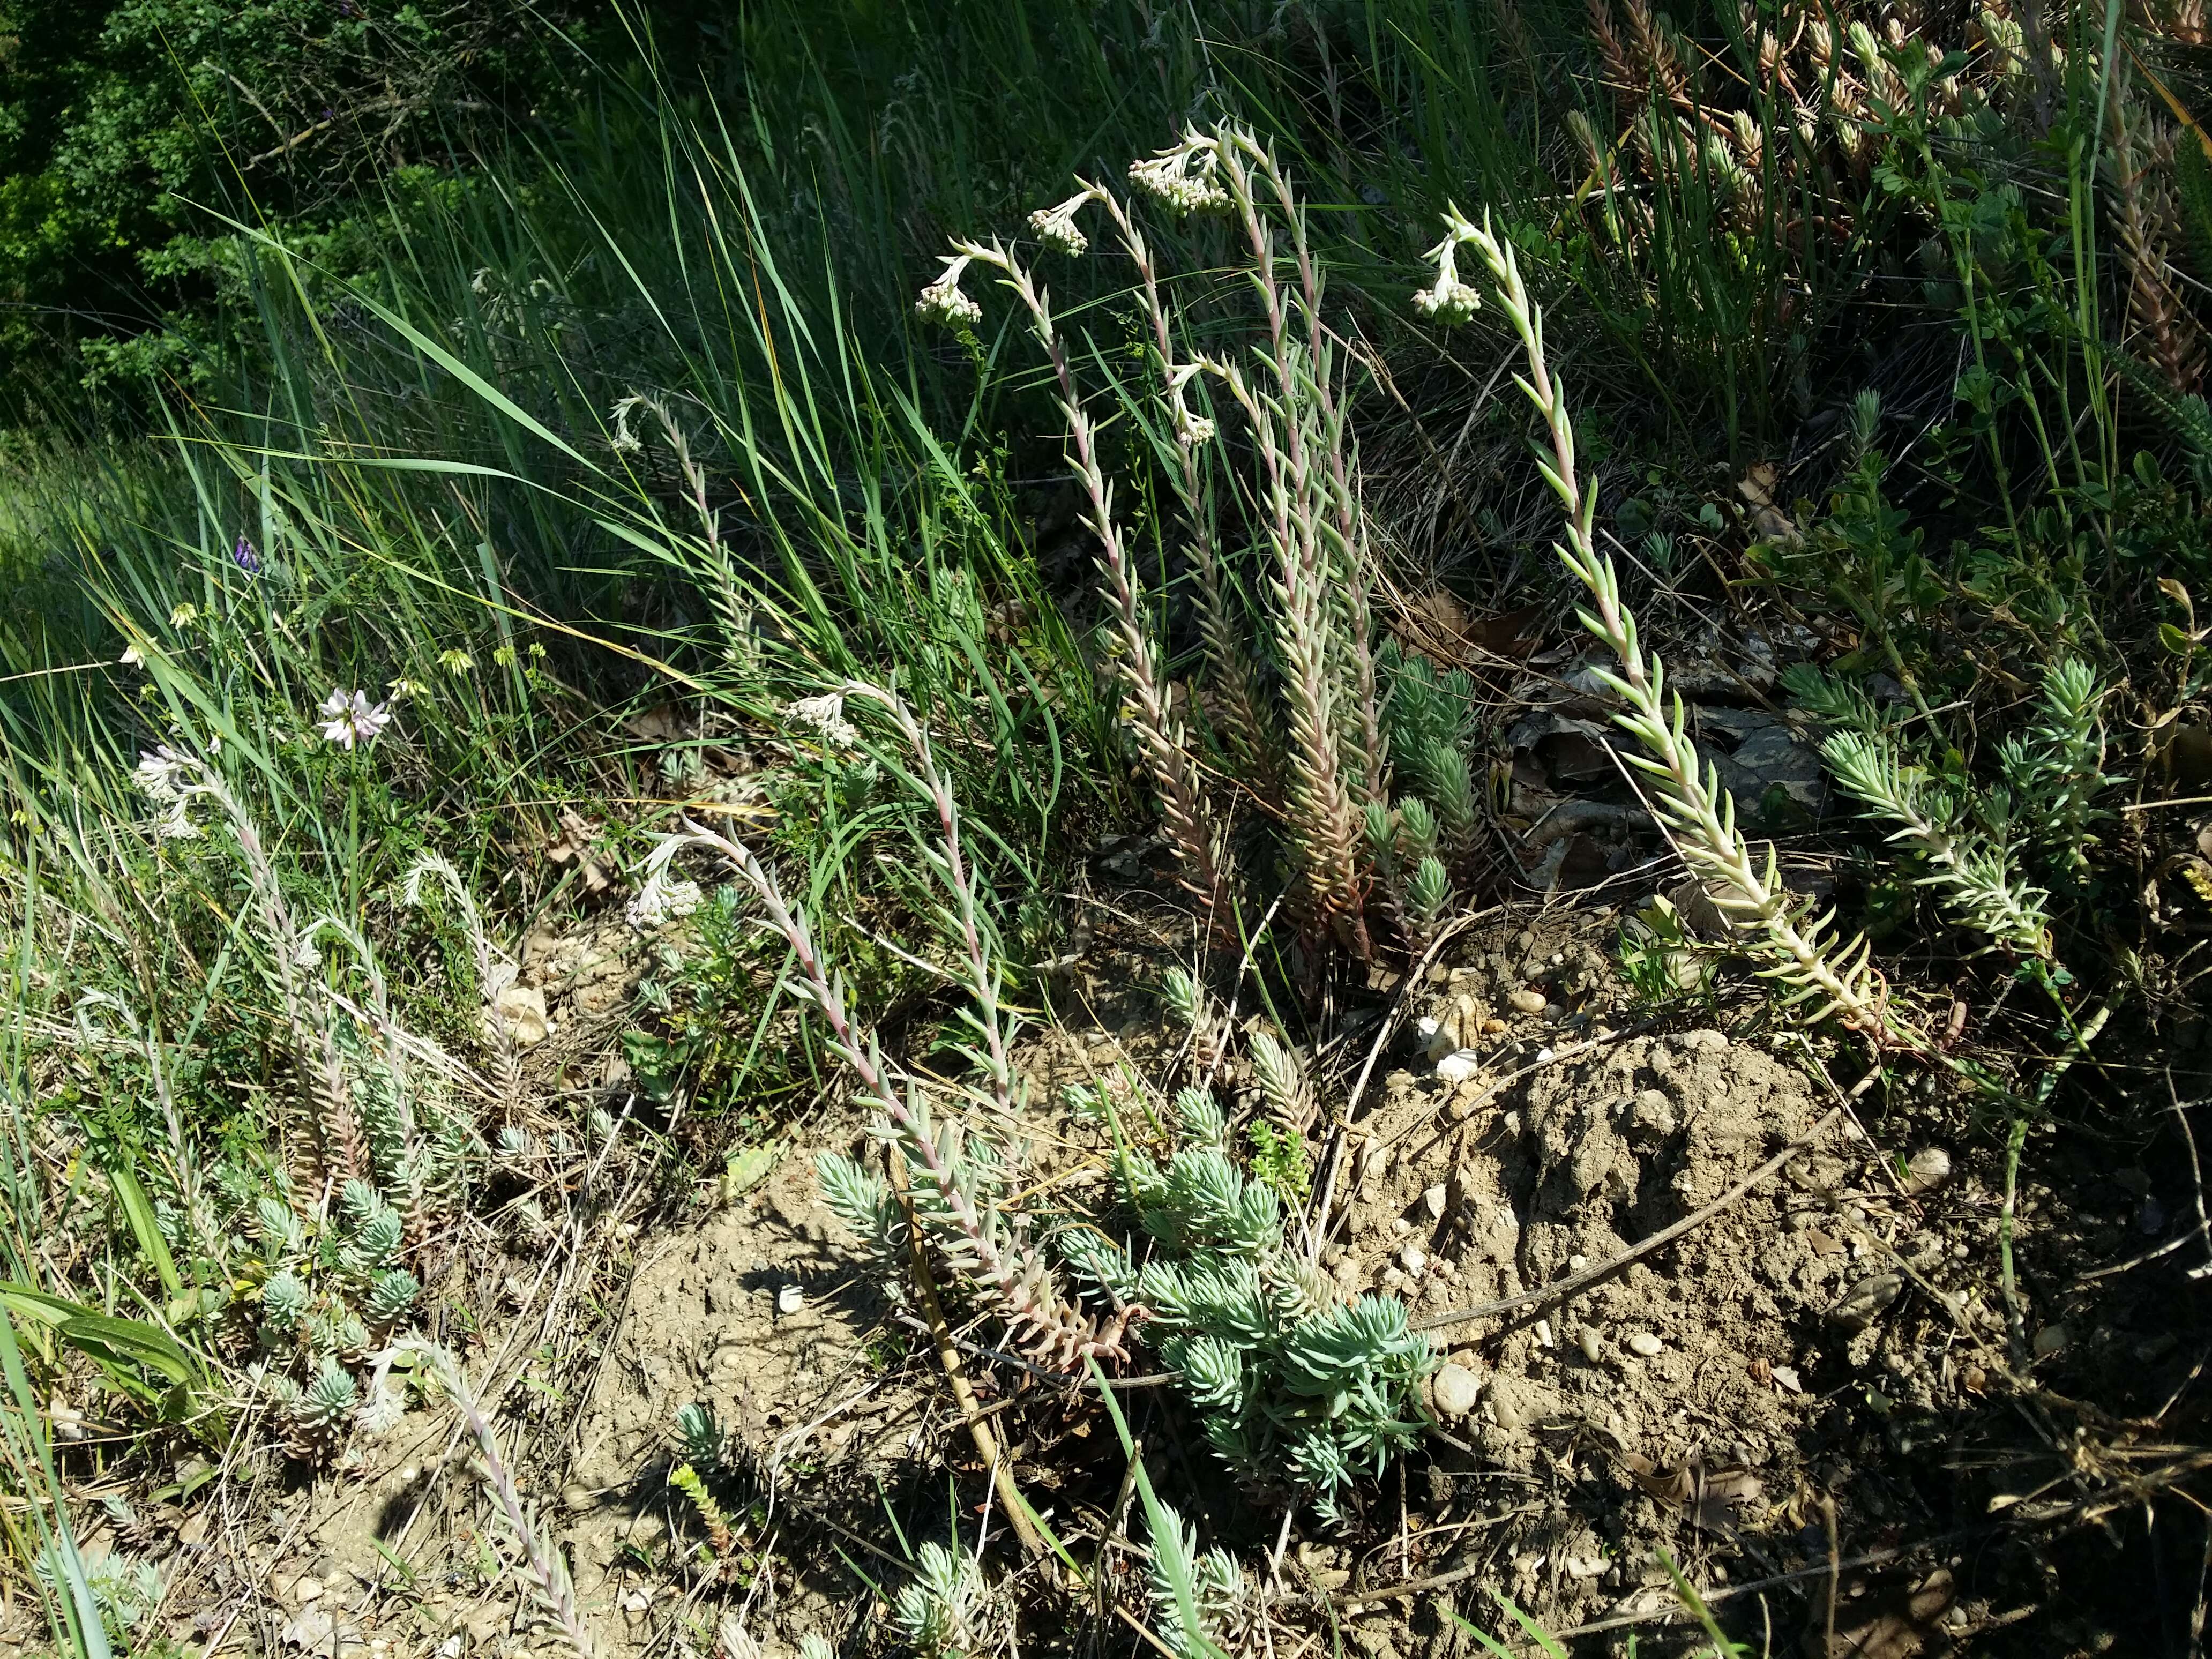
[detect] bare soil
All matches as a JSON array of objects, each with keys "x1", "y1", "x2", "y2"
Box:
[{"x1": 75, "y1": 906, "x2": 2212, "y2": 1659}]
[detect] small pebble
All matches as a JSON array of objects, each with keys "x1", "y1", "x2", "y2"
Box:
[
  {"x1": 1422, "y1": 1183, "x2": 1448, "y2": 1221},
  {"x1": 1391, "y1": 1217, "x2": 1414, "y2": 1237},
  {"x1": 776, "y1": 1284, "x2": 804, "y2": 1315},
  {"x1": 1508, "y1": 987, "x2": 1547, "y2": 1015},
  {"x1": 2032, "y1": 1323, "x2": 2071, "y2": 1358},
  {"x1": 1576, "y1": 1326, "x2": 1603, "y2": 1363},
  {"x1": 1904, "y1": 1147, "x2": 1953, "y2": 1195},
  {"x1": 1626, "y1": 1331, "x2": 1664, "y2": 1357},
  {"x1": 1436, "y1": 1049, "x2": 1483, "y2": 1083},
  {"x1": 1533, "y1": 1318, "x2": 1555, "y2": 1349},
  {"x1": 1827, "y1": 1273, "x2": 1902, "y2": 1333},
  {"x1": 1399, "y1": 1245, "x2": 1428, "y2": 1276},
  {"x1": 1567, "y1": 1253, "x2": 1588, "y2": 1271}
]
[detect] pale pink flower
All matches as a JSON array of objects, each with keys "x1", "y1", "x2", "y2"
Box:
[{"x1": 318, "y1": 689, "x2": 393, "y2": 750}]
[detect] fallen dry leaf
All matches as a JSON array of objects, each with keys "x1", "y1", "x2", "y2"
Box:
[
  {"x1": 1738, "y1": 462, "x2": 1799, "y2": 543},
  {"x1": 492, "y1": 983, "x2": 548, "y2": 1048},
  {"x1": 1618, "y1": 1454, "x2": 1762, "y2": 1531},
  {"x1": 625, "y1": 704, "x2": 684, "y2": 743}
]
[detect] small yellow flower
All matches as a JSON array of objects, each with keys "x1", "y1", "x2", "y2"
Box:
[
  {"x1": 169, "y1": 603, "x2": 199, "y2": 628},
  {"x1": 438, "y1": 648, "x2": 475, "y2": 676}
]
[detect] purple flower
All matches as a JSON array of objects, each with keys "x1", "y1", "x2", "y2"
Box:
[
  {"x1": 318, "y1": 689, "x2": 393, "y2": 750},
  {"x1": 233, "y1": 534, "x2": 261, "y2": 575}
]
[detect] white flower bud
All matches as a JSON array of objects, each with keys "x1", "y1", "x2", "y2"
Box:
[
  {"x1": 915, "y1": 254, "x2": 982, "y2": 326},
  {"x1": 1025, "y1": 195, "x2": 1092, "y2": 257},
  {"x1": 1413, "y1": 238, "x2": 1482, "y2": 324}
]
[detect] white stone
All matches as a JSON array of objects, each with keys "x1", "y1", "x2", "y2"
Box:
[
  {"x1": 1905, "y1": 1147, "x2": 1953, "y2": 1194},
  {"x1": 1423, "y1": 1184, "x2": 1448, "y2": 1221},
  {"x1": 1431, "y1": 1363, "x2": 1482, "y2": 1417},
  {"x1": 1436, "y1": 1049, "x2": 1483, "y2": 1083},
  {"x1": 776, "y1": 1284, "x2": 804, "y2": 1315},
  {"x1": 1626, "y1": 1331, "x2": 1664, "y2": 1357},
  {"x1": 493, "y1": 983, "x2": 549, "y2": 1047},
  {"x1": 1399, "y1": 1246, "x2": 1427, "y2": 1276}
]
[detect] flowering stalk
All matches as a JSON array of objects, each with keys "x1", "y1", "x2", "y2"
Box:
[
  {"x1": 1432, "y1": 208, "x2": 1908, "y2": 1042},
  {"x1": 637, "y1": 818, "x2": 1134, "y2": 1369},
  {"x1": 842, "y1": 684, "x2": 1017, "y2": 1116},
  {"x1": 924, "y1": 237, "x2": 1233, "y2": 926},
  {"x1": 609, "y1": 393, "x2": 756, "y2": 668},
  {"x1": 189, "y1": 763, "x2": 371, "y2": 1180},
  {"x1": 405, "y1": 854, "x2": 521, "y2": 1105},
  {"x1": 1162, "y1": 128, "x2": 1380, "y2": 951},
  {"x1": 1212, "y1": 361, "x2": 1372, "y2": 954},
  {"x1": 1084, "y1": 189, "x2": 1280, "y2": 793},
  {"x1": 406, "y1": 1343, "x2": 594, "y2": 1659},
  {"x1": 1210, "y1": 129, "x2": 1390, "y2": 816}
]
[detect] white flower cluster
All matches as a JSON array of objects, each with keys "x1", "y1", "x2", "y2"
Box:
[
  {"x1": 783, "y1": 692, "x2": 860, "y2": 749},
  {"x1": 1128, "y1": 136, "x2": 1229, "y2": 215},
  {"x1": 1413, "y1": 240, "x2": 1482, "y2": 324},
  {"x1": 318, "y1": 689, "x2": 394, "y2": 750},
  {"x1": 1025, "y1": 193, "x2": 1092, "y2": 257},
  {"x1": 915, "y1": 254, "x2": 982, "y2": 327},
  {"x1": 626, "y1": 833, "x2": 705, "y2": 932},
  {"x1": 608, "y1": 393, "x2": 649, "y2": 454},
  {"x1": 1164, "y1": 360, "x2": 1216, "y2": 447},
  {"x1": 132, "y1": 745, "x2": 204, "y2": 840},
  {"x1": 1414, "y1": 208, "x2": 1487, "y2": 325}
]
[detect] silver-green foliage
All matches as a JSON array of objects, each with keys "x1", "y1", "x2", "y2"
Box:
[
  {"x1": 338, "y1": 1178, "x2": 405, "y2": 1279},
  {"x1": 1144, "y1": 1504, "x2": 1245, "y2": 1658},
  {"x1": 1379, "y1": 642, "x2": 1481, "y2": 848},
  {"x1": 891, "y1": 1542, "x2": 992, "y2": 1659},
  {"x1": 294, "y1": 1362, "x2": 359, "y2": 1432},
  {"x1": 1785, "y1": 655, "x2": 2120, "y2": 955},
  {"x1": 263, "y1": 1268, "x2": 310, "y2": 1328},
  {"x1": 364, "y1": 1269, "x2": 421, "y2": 1326},
  {"x1": 34, "y1": 1541, "x2": 165, "y2": 1640},
  {"x1": 1064, "y1": 1099, "x2": 1436, "y2": 1519},
  {"x1": 675, "y1": 1401, "x2": 724, "y2": 1472}
]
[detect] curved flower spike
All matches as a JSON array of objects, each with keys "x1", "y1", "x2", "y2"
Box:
[
  {"x1": 915, "y1": 253, "x2": 982, "y2": 326},
  {"x1": 1413, "y1": 237, "x2": 1482, "y2": 324},
  {"x1": 1163, "y1": 360, "x2": 1216, "y2": 446},
  {"x1": 1128, "y1": 131, "x2": 1230, "y2": 215},
  {"x1": 1025, "y1": 192, "x2": 1094, "y2": 256}
]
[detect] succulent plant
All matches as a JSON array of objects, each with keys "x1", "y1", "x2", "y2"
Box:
[
  {"x1": 262, "y1": 1268, "x2": 310, "y2": 1328},
  {"x1": 292, "y1": 1362, "x2": 358, "y2": 1434},
  {"x1": 675, "y1": 1401, "x2": 724, "y2": 1473},
  {"x1": 363, "y1": 1269, "x2": 420, "y2": 1327}
]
